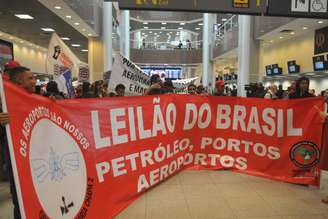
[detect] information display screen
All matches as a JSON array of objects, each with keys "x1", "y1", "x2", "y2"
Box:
[
  {"x1": 315, "y1": 61, "x2": 324, "y2": 70},
  {"x1": 142, "y1": 68, "x2": 181, "y2": 79},
  {"x1": 273, "y1": 68, "x2": 279, "y2": 74},
  {"x1": 289, "y1": 66, "x2": 296, "y2": 73}
]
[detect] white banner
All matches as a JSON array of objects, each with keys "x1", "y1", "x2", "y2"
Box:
[
  {"x1": 109, "y1": 54, "x2": 150, "y2": 95},
  {"x1": 46, "y1": 33, "x2": 80, "y2": 76},
  {"x1": 172, "y1": 77, "x2": 198, "y2": 87},
  {"x1": 46, "y1": 33, "x2": 88, "y2": 97}
]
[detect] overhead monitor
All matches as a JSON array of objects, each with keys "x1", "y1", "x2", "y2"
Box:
[
  {"x1": 271, "y1": 64, "x2": 282, "y2": 75},
  {"x1": 287, "y1": 60, "x2": 300, "y2": 74},
  {"x1": 312, "y1": 55, "x2": 326, "y2": 71},
  {"x1": 265, "y1": 65, "x2": 272, "y2": 76}
]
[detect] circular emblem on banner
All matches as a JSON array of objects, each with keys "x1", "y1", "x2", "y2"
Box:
[
  {"x1": 316, "y1": 32, "x2": 325, "y2": 49},
  {"x1": 29, "y1": 119, "x2": 87, "y2": 219},
  {"x1": 289, "y1": 141, "x2": 320, "y2": 169}
]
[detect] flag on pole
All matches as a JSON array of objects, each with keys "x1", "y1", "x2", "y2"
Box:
[{"x1": 46, "y1": 33, "x2": 88, "y2": 97}]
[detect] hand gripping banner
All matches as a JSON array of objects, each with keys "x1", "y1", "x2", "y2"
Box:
[{"x1": 1, "y1": 79, "x2": 325, "y2": 219}]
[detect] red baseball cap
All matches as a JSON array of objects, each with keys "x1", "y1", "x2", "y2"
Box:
[{"x1": 4, "y1": 60, "x2": 21, "y2": 71}]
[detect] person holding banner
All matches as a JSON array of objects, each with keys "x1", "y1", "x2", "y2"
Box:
[
  {"x1": 1, "y1": 65, "x2": 36, "y2": 219},
  {"x1": 162, "y1": 80, "x2": 175, "y2": 94},
  {"x1": 0, "y1": 61, "x2": 21, "y2": 181},
  {"x1": 81, "y1": 82, "x2": 94, "y2": 98},
  {"x1": 145, "y1": 74, "x2": 162, "y2": 95},
  {"x1": 289, "y1": 77, "x2": 315, "y2": 99},
  {"x1": 93, "y1": 80, "x2": 107, "y2": 98},
  {"x1": 187, "y1": 84, "x2": 197, "y2": 95},
  {"x1": 214, "y1": 80, "x2": 226, "y2": 96},
  {"x1": 115, "y1": 84, "x2": 126, "y2": 97},
  {"x1": 44, "y1": 81, "x2": 65, "y2": 100},
  {"x1": 322, "y1": 90, "x2": 328, "y2": 204}
]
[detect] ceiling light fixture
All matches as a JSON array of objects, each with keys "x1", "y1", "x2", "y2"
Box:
[
  {"x1": 180, "y1": 22, "x2": 185, "y2": 25},
  {"x1": 88, "y1": 34, "x2": 92, "y2": 36},
  {"x1": 71, "y1": 44, "x2": 81, "y2": 47},
  {"x1": 81, "y1": 49, "x2": 88, "y2": 52},
  {"x1": 195, "y1": 27, "x2": 200, "y2": 30},
  {"x1": 144, "y1": 26, "x2": 149, "y2": 29},
  {"x1": 41, "y1": 28, "x2": 55, "y2": 32},
  {"x1": 9, "y1": 37, "x2": 13, "y2": 39},
  {"x1": 54, "y1": 6, "x2": 62, "y2": 9},
  {"x1": 74, "y1": 22, "x2": 80, "y2": 26},
  {"x1": 61, "y1": 37, "x2": 70, "y2": 41},
  {"x1": 162, "y1": 22, "x2": 167, "y2": 25},
  {"x1": 161, "y1": 27, "x2": 166, "y2": 29},
  {"x1": 198, "y1": 23, "x2": 203, "y2": 26},
  {"x1": 143, "y1": 22, "x2": 148, "y2": 25},
  {"x1": 290, "y1": 32, "x2": 295, "y2": 35},
  {"x1": 15, "y1": 14, "x2": 34, "y2": 19},
  {"x1": 279, "y1": 36, "x2": 284, "y2": 39},
  {"x1": 82, "y1": 28, "x2": 86, "y2": 32},
  {"x1": 20, "y1": 40, "x2": 24, "y2": 43},
  {"x1": 222, "y1": 18, "x2": 227, "y2": 22},
  {"x1": 178, "y1": 27, "x2": 183, "y2": 30},
  {"x1": 318, "y1": 21, "x2": 324, "y2": 24},
  {"x1": 66, "y1": 15, "x2": 72, "y2": 19},
  {"x1": 303, "y1": 26, "x2": 308, "y2": 30}
]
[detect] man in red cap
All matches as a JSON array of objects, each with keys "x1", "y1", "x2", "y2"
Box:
[
  {"x1": 2, "y1": 60, "x2": 21, "y2": 80},
  {"x1": 4, "y1": 60, "x2": 21, "y2": 70},
  {"x1": 214, "y1": 80, "x2": 226, "y2": 96},
  {"x1": 0, "y1": 63, "x2": 35, "y2": 219},
  {"x1": 0, "y1": 61, "x2": 20, "y2": 179}
]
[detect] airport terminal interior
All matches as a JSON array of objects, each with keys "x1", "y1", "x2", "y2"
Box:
[{"x1": 1, "y1": 0, "x2": 328, "y2": 218}]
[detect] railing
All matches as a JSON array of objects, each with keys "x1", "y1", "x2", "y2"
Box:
[
  {"x1": 130, "y1": 40, "x2": 203, "y2": 50},
  {"x1": 215, "y1": 15, "x2": 238, "y2": 47}
]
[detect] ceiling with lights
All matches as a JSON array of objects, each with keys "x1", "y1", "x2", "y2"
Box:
[
  {"x1": 130, "y1": 11, "x2": 234, "y2": 44},
  {"x1": 258, "y1": 18, "x2": 328, "y2": 46},
  {"x1": 0, "y1": 0, "x2": 92, "y2": 62},
  {"x1": 62, "y1": 0, "x2": 101, "y2": 33}
]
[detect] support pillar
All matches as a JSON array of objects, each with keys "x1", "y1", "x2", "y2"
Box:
[
  {"x1": 237, "y1": 15, "x2": 259, "y2": 97},
  {"x1": 120, "y1": 10, "x2": 130, "y2": 58},
  {"x1": 103, "y1": 1, "x2": 113, "y2": 72},
  {"x1": 202, "y1": 13, "x2": 216, "y2": 92}
]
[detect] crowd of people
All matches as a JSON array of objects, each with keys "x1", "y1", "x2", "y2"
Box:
[
  {"x1": 0, "y1": 60, "x2": 328, "y2": 219},
  {"x1": 243, "y1": 78, "x2": 328, "y2": 100}
]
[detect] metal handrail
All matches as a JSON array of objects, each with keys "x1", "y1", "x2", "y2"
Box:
[
  {"x1": 215, "y1": 15, "x2": 238, "y2": 46},
  {"x1": 130, "y1": 39, "x2": 203, "y2": 50}
]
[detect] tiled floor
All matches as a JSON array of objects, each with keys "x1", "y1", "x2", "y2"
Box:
[{"x1": 1, "y1": 170, "x2": 328, "y2": 219}]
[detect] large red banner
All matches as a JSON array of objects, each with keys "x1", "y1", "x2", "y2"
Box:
[{"x1": 2, "y1": 80, "x2": 325, "y2": 219}]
